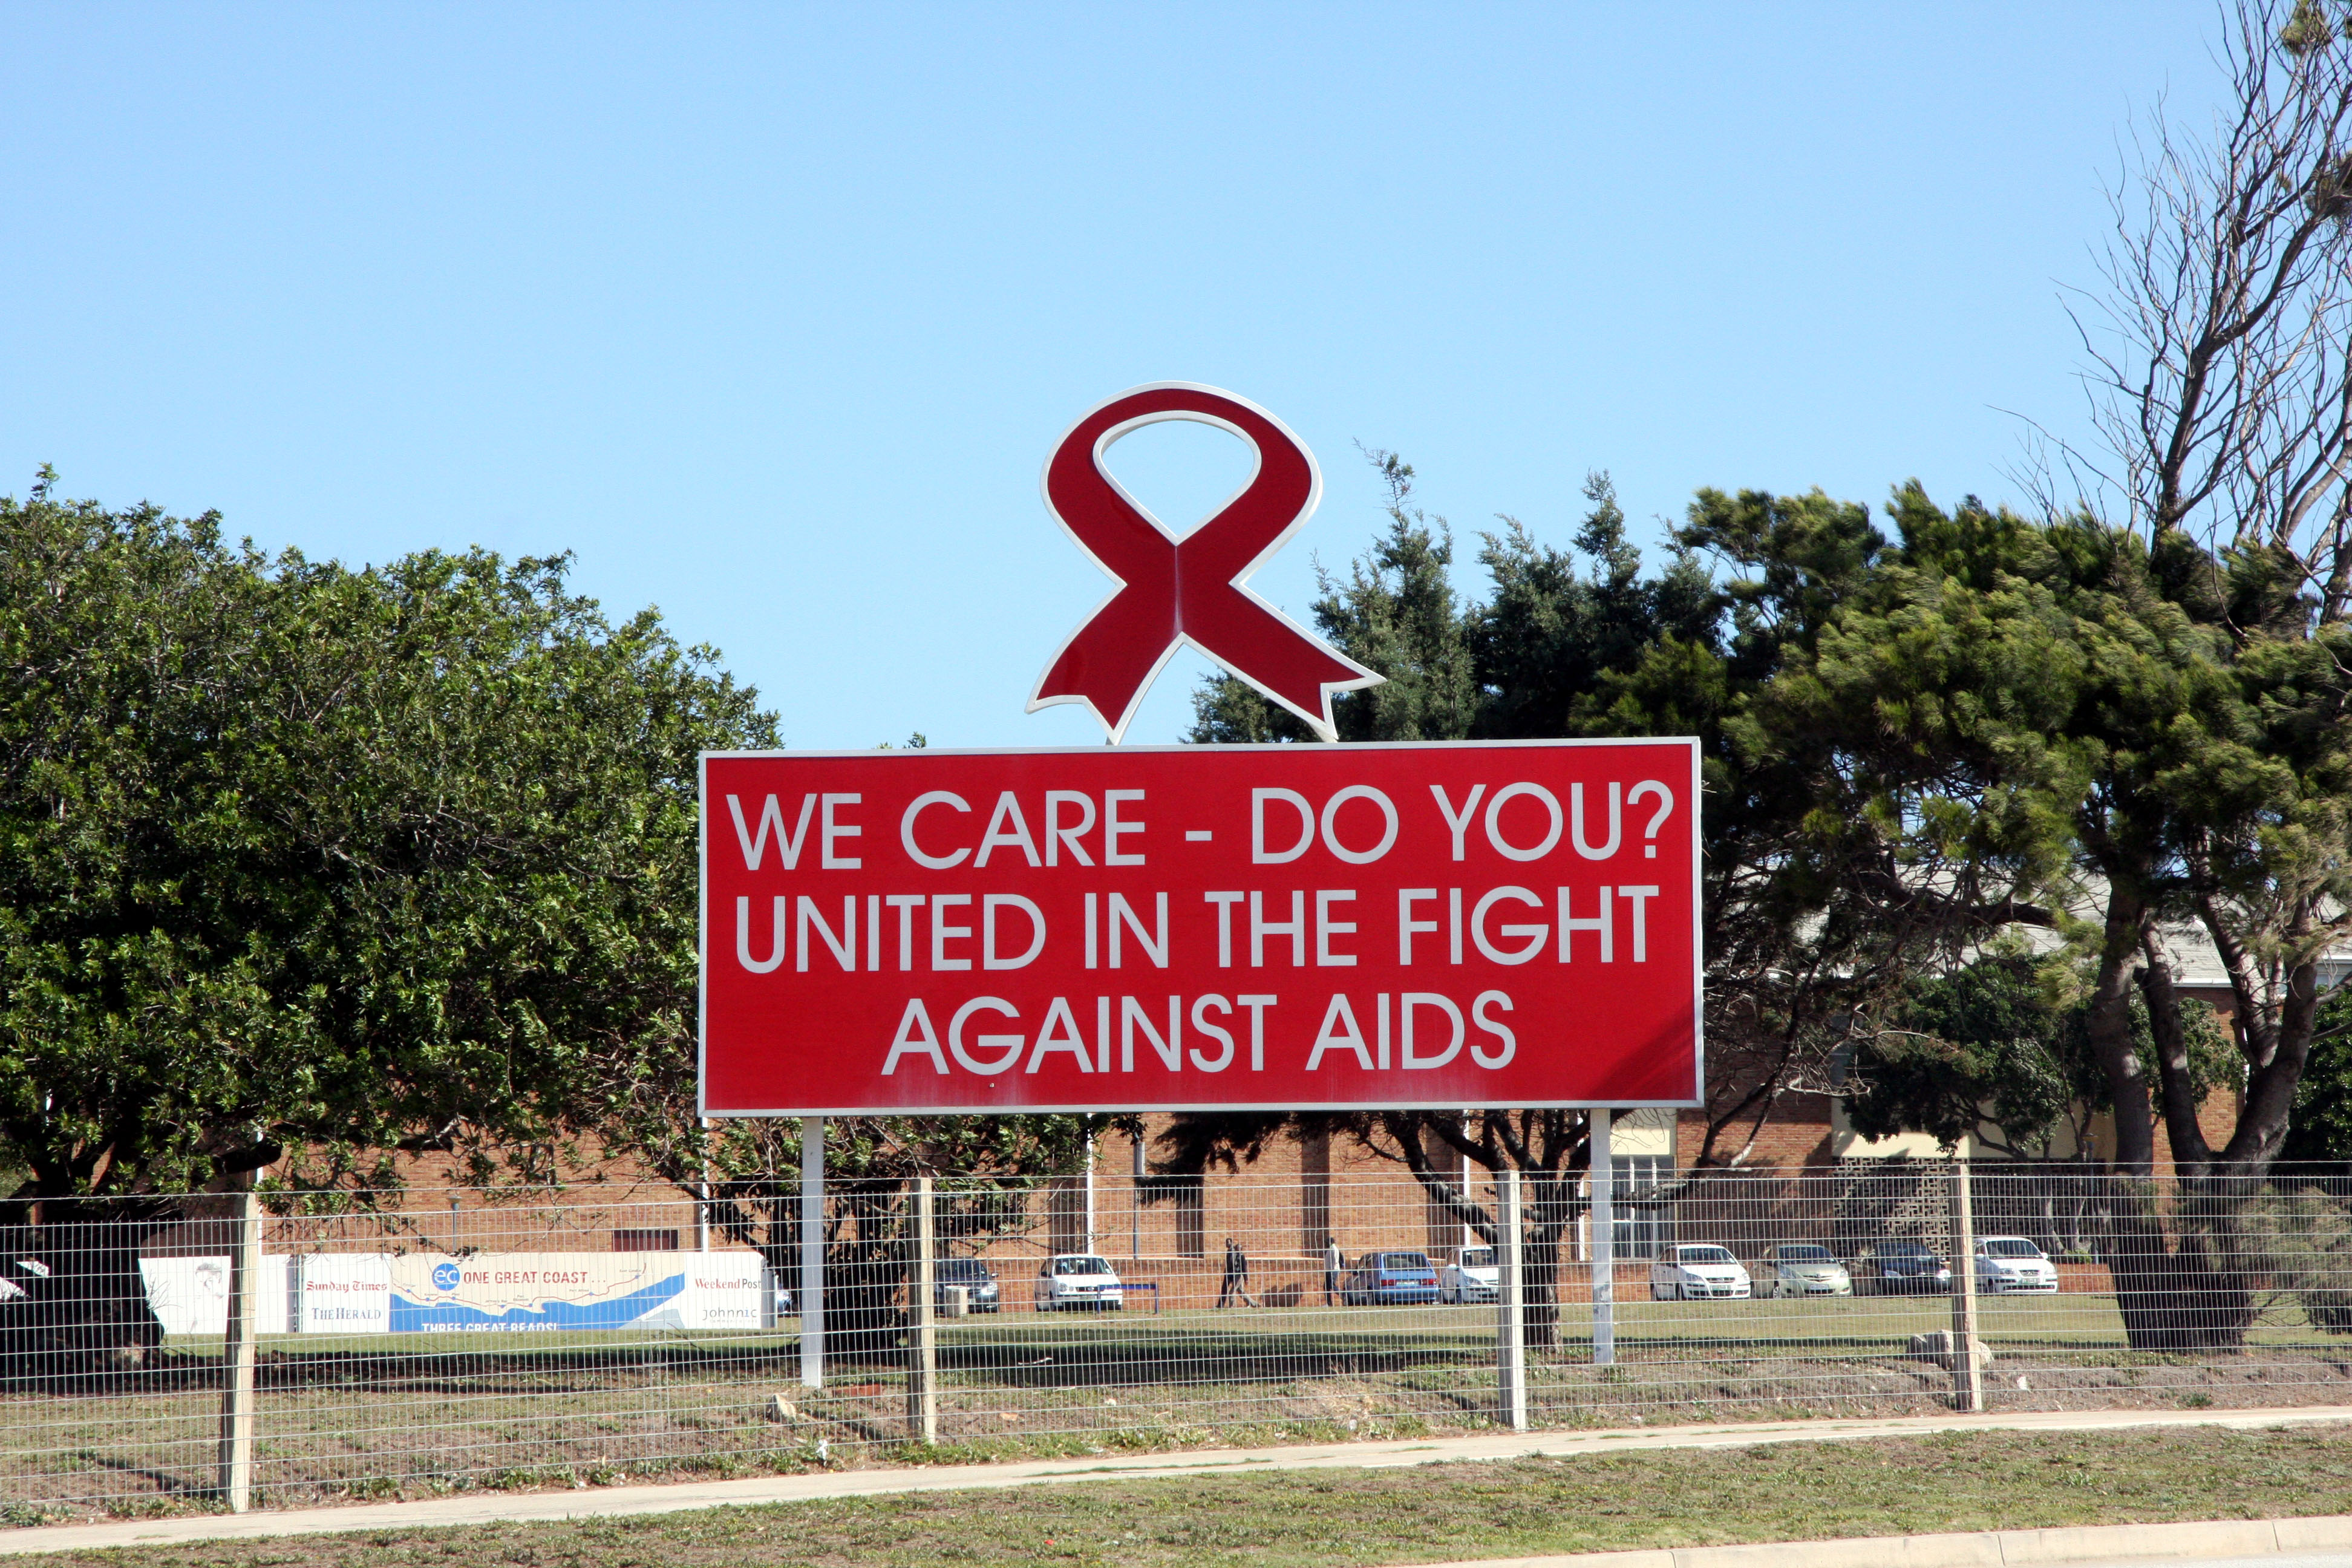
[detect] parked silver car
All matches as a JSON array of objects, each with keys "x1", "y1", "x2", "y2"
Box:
[
  {"x1": 1759, "y1": 1243, "x2": 1852, "y2": 1299},
  {"x1": 1973, "y1": 1236, "x2": 2059, "y2": 1293}
]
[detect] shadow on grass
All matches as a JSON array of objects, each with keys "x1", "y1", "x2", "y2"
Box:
[
  {"x1": 2, "y1": 1322, "x2": 1492, "y2": 1402},
  {"x1": 70, "y1": 1449, "x2": 215, "y2": 1500},
  {"x1": 17, "y1": 1320, "x2": 2331, "y2": 1408},
  {"x1": 938, "y1": 1325, "x2": 1494, "y2": 1390}
]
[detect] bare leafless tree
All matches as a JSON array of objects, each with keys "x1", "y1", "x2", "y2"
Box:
[{"x1": 2077, "y1": 0, "x2": 2352, "y2": 621}]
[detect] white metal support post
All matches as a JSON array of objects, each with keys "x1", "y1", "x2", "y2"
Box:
[
  {"x1": 1082, "y1": 1123, "x2": 1097, "y2": 1255},
  {"x1": 1949, "y1": 1158, "x2": 1984, "y2": 1413},
  {"x1": 1497, "y1": 1167, "x2": 1527, "y2": 1431},
  {"x1": 1591, "y1": 1109, "x2": 1615, "y2": 1367},
  {"x1": 800, "y1": 1116, "x2": 825, "y2": 1390},
  {"x1": 906, "y1": 1175, "x2": 937, "y2": 1443},
  {"x1": 696, "y1": 1117, "x2": 711, "y2": 1253},
  {"x1": 216, "y1": 1173, "x2": 262, "y2": 1512}
]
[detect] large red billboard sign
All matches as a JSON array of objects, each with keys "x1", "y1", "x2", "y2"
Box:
[{"x1": 699, "y1": 739, "x2": 1700, "y2": 1116}]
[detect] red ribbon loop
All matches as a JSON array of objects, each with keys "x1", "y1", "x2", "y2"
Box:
[{"x1": 1029, "y1": 384, "x2": 1381, "y2": 742}]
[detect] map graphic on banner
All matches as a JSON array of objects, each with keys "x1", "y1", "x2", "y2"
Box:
[{"x1": 385, "y1": 1252, "x2": 765, "y2": 1333}]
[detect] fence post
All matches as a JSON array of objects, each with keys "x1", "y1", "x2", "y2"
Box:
[
  {"x1": 215, "y1": 1174, "x2": 262, "y2": 1512},
  {"x1": 906, "y1": 1175, "x2": 937, "y2": 1445},
  {"x1": 801, "y1": 1116, "x2": 825, "y2": 1390},
  {"x1": 696, "y1": 1116, "x2": 711, "y2": 1254},
  {"x1": 1949, "y1": 1158, "x2": 1984, "y2": 1413},
  {"x1": 1591, "y1": 1109, "x2": 1615, "y2": 1367},
  {"x1": 1497, "y1": 1167, "x2": 1527, "y2": 1431}
]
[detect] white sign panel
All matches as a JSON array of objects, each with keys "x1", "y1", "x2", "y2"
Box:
[
  {"x1": 297, "y1": 1253, "x2": 392, "y2": 1334},
  {"x1": 137, "y1": 1255, "x2": 292, "y2": 1337},
  {"x1": 684, "y1": 1252, "x2": 774, "y2": 1329}
]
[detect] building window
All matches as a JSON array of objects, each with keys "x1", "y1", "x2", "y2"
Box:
[
  {"x1": 1604, "y1": 1156, "x2": 1674, "y2": 1259},
  {"x1": 612, "y1": 1229, "x2": 679, "y2": 1252}
]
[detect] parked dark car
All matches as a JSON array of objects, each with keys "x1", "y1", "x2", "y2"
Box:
[
  {"x1": 935, "y1": 1256, "x2": 1000, "y2": 1313},
  {"x1": 1847, "y1": 1240, "x2": 1952, "y2": 1296},
  {"x1": 1340, "y1": 1251, "x2": 1442, "y2": 1307}
]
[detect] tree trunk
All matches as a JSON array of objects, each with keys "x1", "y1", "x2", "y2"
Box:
[
  {"x1": 2085, "y1": 889, "x2": 2156, "y2": 1175},
  {"x1": 2074, "y1": 886, "x2": 2243, "y2": 1349},
  {"x1": 1520, "y1": 1173, "x2": 1579, "y2": 1350},
  {"x1": 2099, "y1": 1176, "x2": 2256, "y2": 1351},
  {"x1": 0, "y1": 1203, "x2": 170, "y2": 1390}
]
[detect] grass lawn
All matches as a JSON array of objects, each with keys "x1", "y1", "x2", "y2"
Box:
[
  {"x1": 18, "y1": 1423, "x2": 2352, "y2": 1566},
  {"x1": 11, "y1": 1291, "x2": 2352, "y2": 1521}
]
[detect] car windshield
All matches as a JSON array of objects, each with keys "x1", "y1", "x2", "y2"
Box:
[
  {"x1": 1679, "y1": 1247, "x2": 1735, "y2": 1265},
  {"x1": 1052, "y1": 1256, "x2": 1112, "y2": 1276},
  {"x1": 1460, "y1": 1249, "x2": 1496, "y2": 1269},
  {"x1": 1984, "y1": 1239, "x2": 2044, "y2": 1259},
  {"x1": 1780, "y1": 1246, "x2": 1835, "y2": 1263},
  {"x1": 939, "y1": 1260, "x2": 990, "y2": 1280},
  {"x1": 1380, "y1": 1253, "x2": 1431, "y2": 1271},
  {"x1": 1882, "y1": 1242, "x2": 1934, "y2": 1258}
]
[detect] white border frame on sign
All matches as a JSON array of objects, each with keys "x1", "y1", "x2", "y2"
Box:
[
  {"x1": 696, "y1": 736, "x2": 1705, "y2": 1117},
  {"x1": 1023, "y1": 381, "x2": 1383, "y2": 744}
]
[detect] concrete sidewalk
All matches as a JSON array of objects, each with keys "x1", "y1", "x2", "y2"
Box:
[{"x1": 4, "y1": 1404, "x2": 2350, "y2": 1559}]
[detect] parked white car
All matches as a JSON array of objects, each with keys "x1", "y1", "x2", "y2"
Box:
[
  {"x1": 1973, "y1": 1236, "x2": 2059, "y2": 1293},
  {"x1": 1760, "y1": 1243, "x2": 1854, "y2": 1299},
  {"x1": 1033, "y1": 1253, "x2": 1125, "y2": 1312},
  {"x1": 1440, "y1": 1246, "x2": 1499, "y2": 1304},
  {"x1": 1648, "y1": 1243, "x2": 1752, "y2": 1300}
]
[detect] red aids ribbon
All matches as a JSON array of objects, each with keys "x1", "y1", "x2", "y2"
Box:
[{"x1": 1028, "y1": 384, "x2": 1382, "y2": 742}]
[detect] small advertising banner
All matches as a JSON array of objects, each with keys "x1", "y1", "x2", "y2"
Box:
[
  {"x1": 298, "y1": 1253, "x2": 392, "y2": 1334},
  {"x1": 701, "y1": 737, "x2": 1701, "y2": 1115},
  {"x1": 386, "y1": 1251, "x2": 768, "y2": 1333},
  {"x1": 138, "y1": 1255, "x2": 293, "y2": 1337}
]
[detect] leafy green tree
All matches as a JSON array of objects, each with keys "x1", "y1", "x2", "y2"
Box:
[
  {"x1": 1847, "y1": 951, "x2": 2234, "y2": 1163},
  {"x1": 1473, "y1": 474, "x2": 1715, "y2": 740},
  {"x1": 1190, "y1": 451, "x2": 1475, "y2": 745},
  {"x1": 1845, "y1": 955, "x2": 2100, "y2": 1160},
  {"x1": 2283, "y1": 984, "x2": 2352, "y2": 1163},
  {"x1": 0, "y1": 477, "x2": 776, "y2": 1368},
  {"x1": 1754, "y1": 474, "x2": 2352, "y2": 1345}
]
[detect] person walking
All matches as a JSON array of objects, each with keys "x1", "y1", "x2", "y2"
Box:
[
  {"x1": 1215, "y1": 1237, "x2": 1256, "y2": 1309},
  {"x1": 1323, "y1": 1235, "x2": 1344, "y2": 1306}
]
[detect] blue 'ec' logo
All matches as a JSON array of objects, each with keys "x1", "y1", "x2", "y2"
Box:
[{"x1": 431, "y1": 1262, "x2": 461, "y2": 1292}]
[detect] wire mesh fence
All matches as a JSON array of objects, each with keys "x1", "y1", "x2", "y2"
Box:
[{"x1": 11, "y1": 1159, "x2": 2352, "y2": 1522}]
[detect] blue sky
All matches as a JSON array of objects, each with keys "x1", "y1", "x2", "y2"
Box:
[{"x1": 1, "y1": 3, "x2": 2221, "y2": 748}]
